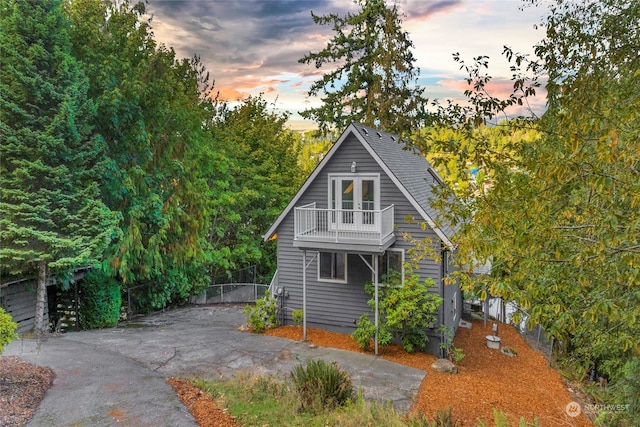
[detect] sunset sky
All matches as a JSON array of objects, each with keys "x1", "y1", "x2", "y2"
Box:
[{"x1": 144, "y1": 0, "x2": 548, "y2": 131}]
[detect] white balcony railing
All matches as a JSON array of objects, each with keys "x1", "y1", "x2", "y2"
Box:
[{"x1": 294, "y1": 202, "x2": 394, "y2": 245}]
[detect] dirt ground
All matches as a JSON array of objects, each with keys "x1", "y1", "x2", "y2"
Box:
[
  {"x1": 264, "y1": 321, "x2": 594, "y2": 427},
  {"x1": 168, "y1": 377, "x2": 241, "y2": 427},
  {"x1": 0, "y1": 356, "x2": 55, "y2": 426}
]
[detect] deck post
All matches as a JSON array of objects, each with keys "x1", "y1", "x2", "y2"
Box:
[
  {"x1": 374, "y1": 253, "x2": 379, "y2": 356},
  {"x1": 303, "y1": 250, "x2": 307, "y2": 341}
]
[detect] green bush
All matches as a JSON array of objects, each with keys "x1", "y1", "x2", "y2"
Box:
[
  {"x1": 290, "y1": 359, "x2": 354, "y2": 414},
  {"x1": 351, "y1": 313, "x2": 392, "y2": 351},
  {"x1": 243, "y1": 296, "x2": 278, "y2": 333},
  {"x1": 78, "y1": 270, "x2": 121, "y2": 329},
  {"x1": 291, "y1": 309, "x2": 304, "y2": 326},
  {"x1": 0, "y1": 307, "x2": 18, "y2": 353},
  {"x1": 354, "y1": 273, "x2": 442, "y2": 352},
  {"x1": 594, "y1": 356, "x2": 640, "y2": 427},
  {"x1": 439, "y1": 325, "x2": 465, "y2": 363}
]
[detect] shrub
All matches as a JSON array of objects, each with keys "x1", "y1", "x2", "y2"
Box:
[
  {"x1": 291, "y1": 309, "x2": 304, "y2": 326},
  {"x1": 78, "y1": 270, "x2": 121, "y2": 329},
  {"x1": 243, "y1": 296, "x2": 278, "y2": 333},
  {"x1": 351, "y1": 314, "x2": 376, "y2": 351},
  {"x1": 0, "y1": 307, "x2": 18, "y2": 353},
  {"x1": 439, "y1": 325, "x2": 465, "y2": 363},
  {"x1": 354, "y1": 273, "x2": 442, "y2": 352},
  {"x1": 351, "y1": 313, "x2": 392, "y2": 351},
  {"x1": 594, "y1": 356, "x2": 640, "y2": 427},
  {"x1": 290, "y1": 359, "x2": 354, "y2": 414}
]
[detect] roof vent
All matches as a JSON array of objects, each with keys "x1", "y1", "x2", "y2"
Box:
[
  {"x1": 391, "y1": 136, "x2": 396, "y2": 141},
  {"x1": 376, "y1": 131, "x2": 382, "y2": 138},
  {"x1": 361, "y1": 127, "x2": 368, "y2": 135}
]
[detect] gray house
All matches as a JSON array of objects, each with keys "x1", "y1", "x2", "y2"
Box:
[{"x1": 263, "y1": 122, "x2": 461, "y2": 356}]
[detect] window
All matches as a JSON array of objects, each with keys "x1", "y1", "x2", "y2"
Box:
[
  {"x1": 318, "y1": 252, "x2": 347, "y2": 283},
  {"x1": 377, "y1": 249, "x2": 404, "y2": 285}
]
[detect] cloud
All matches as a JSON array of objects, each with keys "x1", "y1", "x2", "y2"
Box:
[
  {"x1": 216, "y1": 87, "x2": 251, "y2": 102},
  {"x1": 144, "y1": 0, "x2": 546, "y2": 127},
  {"x1": 400, "y1": 0, "x2": 464, "y2": 20}
]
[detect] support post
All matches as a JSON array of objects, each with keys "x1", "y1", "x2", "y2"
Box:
[
  {"x1": 302, "y1": 250, "x2": 307, "y2": 342},
  {"x1": 374, "y1": 254, "x2": 379, "y2": 356}
]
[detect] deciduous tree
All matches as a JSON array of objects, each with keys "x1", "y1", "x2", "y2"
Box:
[
  {"x1": 420, "y1": 1, "x2": 639, "y2": 421},
  {"x1": 204, "y1": 96, "x2": 300, "y2": 280}
]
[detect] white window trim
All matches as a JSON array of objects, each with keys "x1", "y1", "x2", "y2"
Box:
[
  {"x1": 317, "y1": 252, "x2": 348, "y2": 284},
  {"x1": 376, "y1": 248, "x2": 404, "y2": 287},
  {"x1": 327, "y1": 173, "x2": 380, "y2": 211}
]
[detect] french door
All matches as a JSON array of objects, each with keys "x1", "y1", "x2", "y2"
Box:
[{"x1": 330, "y1": 175, "x2": 379, "y2": 231}]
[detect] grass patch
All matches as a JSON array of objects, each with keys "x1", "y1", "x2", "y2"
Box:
[
  {"x1": 189, "y1": 368, "x2": 539, "y2": 427},
  {"x1": 191, "y1": 369, "x2": 417, "y2": 427}
]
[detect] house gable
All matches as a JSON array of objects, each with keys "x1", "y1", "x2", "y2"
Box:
[{"x1": 264, "y1": 122, "x2": 454, "y2": 248}]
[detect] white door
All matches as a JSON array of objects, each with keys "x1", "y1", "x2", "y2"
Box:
[{"x1": 330, "y1": 176, "x2": 378, "y2": 231}]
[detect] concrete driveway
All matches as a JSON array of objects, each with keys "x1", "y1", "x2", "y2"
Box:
[{"x1": 5, "y1": 305, "x2": 425, "y2": 426}]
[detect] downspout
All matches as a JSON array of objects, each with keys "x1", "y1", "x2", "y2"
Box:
[
  {"x1": 357, "y1": 253, "x2": 380, "y2": 356},
  {"x1": 439, "y1": 245, "x2": 447, "y2": 359}
]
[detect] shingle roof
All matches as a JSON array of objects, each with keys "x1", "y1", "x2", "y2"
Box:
[
  {"x1": 263, "y1": 122, "x2": 455, "y2": 248},
  {"x1": 350, "y1": 123, "x2": 455, "y2": 246}
]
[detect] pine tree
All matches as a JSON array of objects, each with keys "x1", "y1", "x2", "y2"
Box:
[
  {"x1": 299, "y1": 0, "x2": 427, "y2": 135},
  {"x1": 0, "y1": 0, "x2": 118, "y2": 335}
]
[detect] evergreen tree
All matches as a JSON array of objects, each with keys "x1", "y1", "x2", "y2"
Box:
[
  {"x1": 299, "y1": 0, "x2": 427, "y2": 135},
  {"x1": 65, "y1": 0, "x2": 213, "y2": 308},
  {"x1": 0, "y1": 0, "x2": 118, "y2": 334}
]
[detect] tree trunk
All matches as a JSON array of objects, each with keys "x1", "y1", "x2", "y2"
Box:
[{"x1": 34, "y1": 260, "x2": 48, "y2": 336}]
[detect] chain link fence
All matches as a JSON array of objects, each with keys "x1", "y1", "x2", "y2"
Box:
[
  {"x1": 193, "y1": 265, "x2": 269, "y2": 304},
  {"x1": 483, "y1": 298, "x2": 555, "y2": 363}
]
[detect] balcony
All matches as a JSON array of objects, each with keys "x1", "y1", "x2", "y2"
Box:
[{"x1": 293, "y1": 202, "x2": 396, "y2": 253}]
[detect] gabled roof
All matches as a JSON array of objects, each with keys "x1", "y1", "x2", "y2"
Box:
[{"x1": 263, "y1": 122, "x2": 455, "y2": 249}]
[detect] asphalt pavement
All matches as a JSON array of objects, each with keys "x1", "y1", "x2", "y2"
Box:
[{"x1": 5, "y1": 305, "x2": 426, "y2": 426}]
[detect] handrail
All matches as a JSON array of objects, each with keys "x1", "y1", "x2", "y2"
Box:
[
  {"x1": 294, "y1": 204, "x2": 394, "y2": 245},
  {"x1": 268, "y1": 269, "x2": 279, "y2": 297}
]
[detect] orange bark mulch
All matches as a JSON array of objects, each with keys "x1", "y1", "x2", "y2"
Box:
[
  {"x1": 167, "y1": 377, "x2": 241, "y2": 427},
  {"x1": 265, "y1": 321, "x2": 594, "y2": 427}
]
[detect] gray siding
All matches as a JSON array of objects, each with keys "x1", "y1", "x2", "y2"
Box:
[{"x1": 275, "y1": 134, "x2": 458, "y2": 354}]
